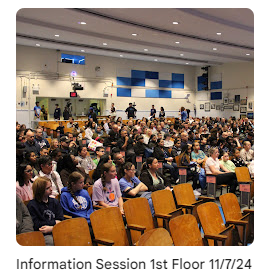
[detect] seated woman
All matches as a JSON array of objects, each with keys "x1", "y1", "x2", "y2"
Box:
[
  {"x1": 220, "y1": 152, "x2": 236, "y2": 172},
  {"x1": 27, "y1": 177, "x2": 64, "y2": 245},
  {"x1": 76, "y1": 146, "x2": 96, "y2": 175},
  {"x1": 179, "y1": 144, "x2": 201, "y2": 195},
  {"x1": 147, "y1": 134, "x2": 157, "y2": 149},
  {"x1": 231, "y1": 148, "x2": 246, "y2": 167},
  {"x1": 140, "y1": 157, "x2": 171, "y2": 192},
  {"x1": 191, "y1": 142, "x2": 207, "y2": 166},
  {"x1": 60, "y1": 172, "x2": 94, "y2": 225},
  {"x1": 49, "y1": 139, "x2": 59, "y2": 153},
  {"x1": 58, "y1": 154, "x2": 91, "y2": 187},
  {"x1": 153, "y1": 139, "x2": 179, "y2": 183},
  {"x1": 16, "y1": 162, "x2": 34, "y2": 202},
  {"x1": 205, "y1": 147, "x2": 238, "y2": 193},
  {"x1": 25, "y1": 151, "x2": 39, "y2": 178},
  {"x1": 92, "y1": 163, "x2": 124, "y2": 215}
]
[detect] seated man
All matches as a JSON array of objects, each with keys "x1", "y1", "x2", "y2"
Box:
[
  {"x1": 35, "y1": 127, "x2": 50, "y2": 149},
  {"x1": 24, "y1": 129, "x2": 40, "y2": 156},
  {"x1": 40, "y1": 146, "x2": 49, "y2": 156}
]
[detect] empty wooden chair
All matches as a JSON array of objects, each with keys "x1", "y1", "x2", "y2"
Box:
[
  {"x1": 16, "y1": 231, "x2": 45, "y2": 246},
  {"x1": 219, "y1": 193, "x2": 254, "y2": 245},
  {"x1": 197, "y1": 202, "x2": 235, "y2": 246},
  {"x1": 173, "y1": 183, "x2": 214, "y2": 224},
  {"x1": 52, "y1": 217, "x2": 113, "y2": 246},
  {"x1": 169, "y1": 214, "x2": 227, "y2": 246},
  {"x1": 123, "y1": 198, "x2": 169, "y2": 245},
  {"x1": 137, "y1": 228, "x2": 173, "y2": 246},
  {"x1": 151, "y1": 189, "x2": 183, "y2": 229}
]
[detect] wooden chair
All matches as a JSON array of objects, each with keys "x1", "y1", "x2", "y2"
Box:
[
  {"x1": 137, "y1": 228, "x2": 173, "y2": 246},
  {"x1": 52, "y1": 217, "x2": 113, "y2": 246},
  {"x1": 151, "y1": 190, "x2": 183, "y2": 230},
  {"x1": 47, "y1": 137, "x2": 52, "y2": 145},
  {"x1": 197, "y1": 202, "x2": 236, "y2": 246},
  {"x1": 16, "y1": 231, "x2": 46, "y2": 246},
  {"x1": 91, "y1": 207, "x2": 137, "y2": 246},
  {"x1": 235, "y1": 167, "x2": 254, "y2": 208},
  {"x1": 219, "y1": 193, "x2": 254, "y2": 245},
  {"x1": 169, "y1": 214, "x2": 228, "y2": 246},
  {"x1": 173, "y1": 183, "x2": 214, "y2": 224},
  {"x1": 123, "y1": 198, "x2": 170, "y2": 245},
  {"x1": 89, "y1": 169, "x2": 95, "y2": 184}
]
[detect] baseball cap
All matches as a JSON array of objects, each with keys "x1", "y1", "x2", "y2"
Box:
[{"x1": 60, "y1": 136, "x2": 71, "y2": 143}]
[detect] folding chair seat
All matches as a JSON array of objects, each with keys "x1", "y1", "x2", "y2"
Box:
[
  {"x1": 137, "y1": 228, "x2": 173, "y2": 246},
  {"x1": 16, "y1": 231, "x2": 45, "y2": 246}
]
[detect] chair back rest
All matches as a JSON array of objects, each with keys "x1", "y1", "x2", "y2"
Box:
[
  {"x1": 235, "y1": 167, "x2": 251, "y2": 183},
  {"x1": 169, "y1": 214, "x2": 204, "y2": 246},
  {"x1": 90, "y1": 207, "x2": 129, "y2": 246},
  {"x1": 174, "y1": 155, "x2": 181, "y2": 167},
  {"x1": 123, "y1": 198, "x2": 154, "y2": 244},
  {"x1": 137, "y1": 228, "x2": 173, "y2": 246},
  {"x1": 197, "y1": 202, "x2": 228, "y2": 245},
  {"x1": 219, "y1": 193, "x2": 242, "y2": 221},
  {"x1": 173, "y1": 183, "x2": 196, "y2": 206},
  {"x1": 52, "y1": 218, "x2": 93, "y2": 246},
  {"x1": 89, "y1": 169, "x2": 95, "y2": 183},
  {"x1": 87, "y1": 186, "x2": 93, "y2": 199},
  {"x1": 16, "y1": 231, "x2": 46, "y2": 246},
  {"x1": 151, "y1": 190, "x2": 177, "y2": 227}
]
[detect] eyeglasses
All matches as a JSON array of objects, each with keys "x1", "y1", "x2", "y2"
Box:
[{"x1": 24, "y1": 169, "x2": 33, "y2": 173}]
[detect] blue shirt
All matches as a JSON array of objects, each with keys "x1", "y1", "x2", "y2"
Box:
[
  {"x1": 119, "y1": 176, "x2": 141, "y2": 193},
  {"x1": 181, "y1": 110, "x2": 188, "y2": 121},
  {"x1": 34, "y1": 105, "x2": 41, "y2": 117}
]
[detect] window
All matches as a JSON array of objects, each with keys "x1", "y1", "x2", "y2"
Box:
[{"x1": 61, "y1": 54, "x2": 85, "y2": 65}]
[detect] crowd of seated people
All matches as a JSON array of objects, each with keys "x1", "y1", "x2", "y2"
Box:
[{"x1": 16, "y1": 115, "x2": 254, "y2": 245}]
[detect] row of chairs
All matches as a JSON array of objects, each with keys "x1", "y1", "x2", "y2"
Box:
[{"x1": 17, "y1": 190, "x2": 253, "y2": 246}]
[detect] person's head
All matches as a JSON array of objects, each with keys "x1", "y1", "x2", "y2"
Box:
[
  {"x1": 112, "y1": 124, "x2": 119, "y2": 133},
  {"x1": 51, "y1": 139, "x2": 59, "y2": 149},
  {"x1": 129, "y1": 102, "x2": 132, "y2": 107},
  {"x1": 164, "y1": 133, "x2": 171, "y2": 141},
  {"x1": 146, "y1": 157, "x2": 159, "y2": 172},
  {"x1": 160, "y1": 107, "x2": 164, "y2": 111},
  {"x1": 39, "y1": 156, "x2": 53, "y2": 175},
  {"x1": 35, "y1": 101, "x2": 39, "y2": 106},
  {"x1": 120, "y1": 129, "x2": 128, "y2": 138},
  {"x1": 50, "y1": 148, "x2": 62, "y2": 162},
  {"x1": 181, "y1": 132, "x2": 188, "y2": 142},
  {"x1": 97, "y1": 154, "x2": 112, "y2": 167},
  {"x1": 32, "y1": 177, "x2": 52, "y2": 202},
  {"x1": 25, "y1": 151, "x2": 37, "y2": 164},
  {"x1": 193, "y1": 142, "x2": 200, "y2": 151},
  {"x1": 60, "y1": 136, "x2": 71, "y2": 149},
  {"x1": 174, "y1": 140, "x2": 181, "y2": 149},
  {"x1": 123, "y1": 162, "x2": 136, "y2": 179},
  {"x1": 16, "y1": 123, "x2": 21, "y2": 131},
  {"x1": 152, "y1": 105, "x2": 155, "y2": 108},
  {"x1": 101, "y1": 163, "x2": 117, "y2": 183},
  {"x1": 149, "y1": 134, "x2": 157, "y2": 142},
  {"x1": 96, "y1": 125, "x2": 102, "y2": 133},
  {"x1": 113, "y1": 152, "x2": 125, "y2": 166},
  {"x1": 243, "y1": 141, "x2": 251, "y2": 151},
  {"x1": 223, "y1": 152, "x2": 230, "y2": 162},
  {"x1": 157, "y1": 138, "x2": 164, "y2": 148},
  {"x1": 16, "y1": 163, "x2": 33, "y2": 186},
  {"x1": 128, "y1": 120, "x2": 133, "y2": 127},
  {"x1": 55, "y1": 104, "x2": 59, "y2": 107},
  {"x1": 157, "y1": 132, "x2": 163, "y2": 140},
  {"x1": 181, "y1": 144, "x2": 192, "y2": 155},
  {"x1": 68, "y1": 172, "x2": 85, "y2": 193},
  {"x1": 209, "y1": 147, "x2": 219, "y2": 159},
  {"x1": 136, "y1": 135, "x2": 144, "y2": 143},
  {"x1": 233, "y1": 148, "x2": 240, "y2": 158},
  {"x1": 95, "y1": 146, "x2": 105, "y2": 158},
  {"x1": 26, "y1": 130, "x2": 35, "y2": 144},
  {"x1": 180, "y1": 106, "x2": 185, "y2": 112},
  {"x1": 40, "y1": 146, "x2": 49, "y2": 156},
  {"x1": 78, "y1": 146, "x2": 88, "y2": 158}
]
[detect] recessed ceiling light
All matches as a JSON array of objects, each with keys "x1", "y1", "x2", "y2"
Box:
[
  {"x1": 173, "y1": 22, "x2": 179, "y2": 25},
  {"x1": 78, "y1": 22, "x2": 86, "y2": 25},
  {"x1": 213, "y1": 48, "x2": 217, "y2": 51},
  {"x1": 154, "y1": 59, "x2": 158, "y2": 61},
  {"x1": 175, "y1": 41, "x2": 180, "y2": 44},
  {"x1": 216, "y1": 32, "x2": 222, "y2": 35},
  {"x1": 36, "y1": 44, "x2": 40, "y2": 47},
  {"x1": 144, "y1": 49, "x2": 148, "y2": 51},
  {"x1": 120, "y1": 55, "x2": 123, "y2": 57},
  {"x1": 186, "y1": 63, "x2": 189, "y2": 65},
  {"x1": 180, "y1": 53, "x2": 184, "y2": 56},
  {"x1": 103, "y1": 43, "x2": 108, "y2": 46},
  {"x1": 81, "y1": 50, "x2": 85, "y2": 52},
  {"x1": 55, "y1": 34, "x2": 60, "y2": 37},
  {"x1": 246, "y1": 53, "x2": 251, "y2": 56},
  {"x1": 132, "y1": 33, "x2": 137, "y2": 36}
]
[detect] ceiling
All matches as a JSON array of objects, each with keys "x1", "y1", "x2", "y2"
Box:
[{"x1": 16, "y1": 8, "x2": 254, "y2": 67}]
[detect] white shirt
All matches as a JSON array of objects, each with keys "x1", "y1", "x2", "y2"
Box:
[
  {"x1": 205, "y1": 157, "x2": 221, "y2": 174},
  {"x1": 33, "y1": 170, "x2": 64, "y2": 197}
]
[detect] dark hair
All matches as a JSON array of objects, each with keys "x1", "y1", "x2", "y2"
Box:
[
  {"x1": 93, "y1": 154, "x2": 112, "y2": 182},
  {"x1": 78, "y1": 145, "x2": 87, "y2": 153},
  {"x1": 57, "y1": 154, "x2": 76, "y2": 173},
  {"x1": 141, "y1": 157, "x2": 157, "y2": 171},
  {"x1": 16, "y1": 162, "x2": 33, "y2": 187},
  {"x1": 123, "y1": 162, "x2": 134, "y2": 171},
  {"x1": 50, "y1": 148, "x2": 62, "y2": 159},
  {"x1": 95, "y1": 146, "x2": 105, "y2": 153},
  {"x1": 38, "y1": 155, "x2": 52, "y2": 168}
]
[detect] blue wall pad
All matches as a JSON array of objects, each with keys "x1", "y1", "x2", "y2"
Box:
[
  {"x1": 159, "y1": 90, "x2": 171, "y2": 98},
  {"x1": 131, "y1": 70, "x2": 146, "y2": 79},
  {"x1": 211, "y1": 92, "x2": 222, "y2": 100},
  {"x1": 210, "y1": 81, "x2": 222, "y2": 90},
  {"x1": 131, "y1": 78, "x2": 145, "y2": 87},
  {"x1": 146, "y1": 89, "x2": 159, "y2": 98},
  {"x1": 117, "y1": 77, "x2": 131, "y2": 86},
  {"x1": 172, "y1": 81, "x2": 184, "y2": 89},
  {"x1": 159, "y1": 80, "x2": 172, "y2": 88},
  {"x1": 117, "y1": 88, "x2": 131, "y2": 97},
  {"x1": 145, "y1": 71, "x2": 159, "y2": 79},
  {"x1": 172, "y1": 73, "x2": 184, "y2": 82}
]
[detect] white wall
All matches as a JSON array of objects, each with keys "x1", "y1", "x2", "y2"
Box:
[{"x1": 16, "y1": 45, "x2": 254, "y2": 126}]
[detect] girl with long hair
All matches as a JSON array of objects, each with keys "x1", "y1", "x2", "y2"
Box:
[{"x1": 16, "y1": 162, "x2": 34, "y2": 201}]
